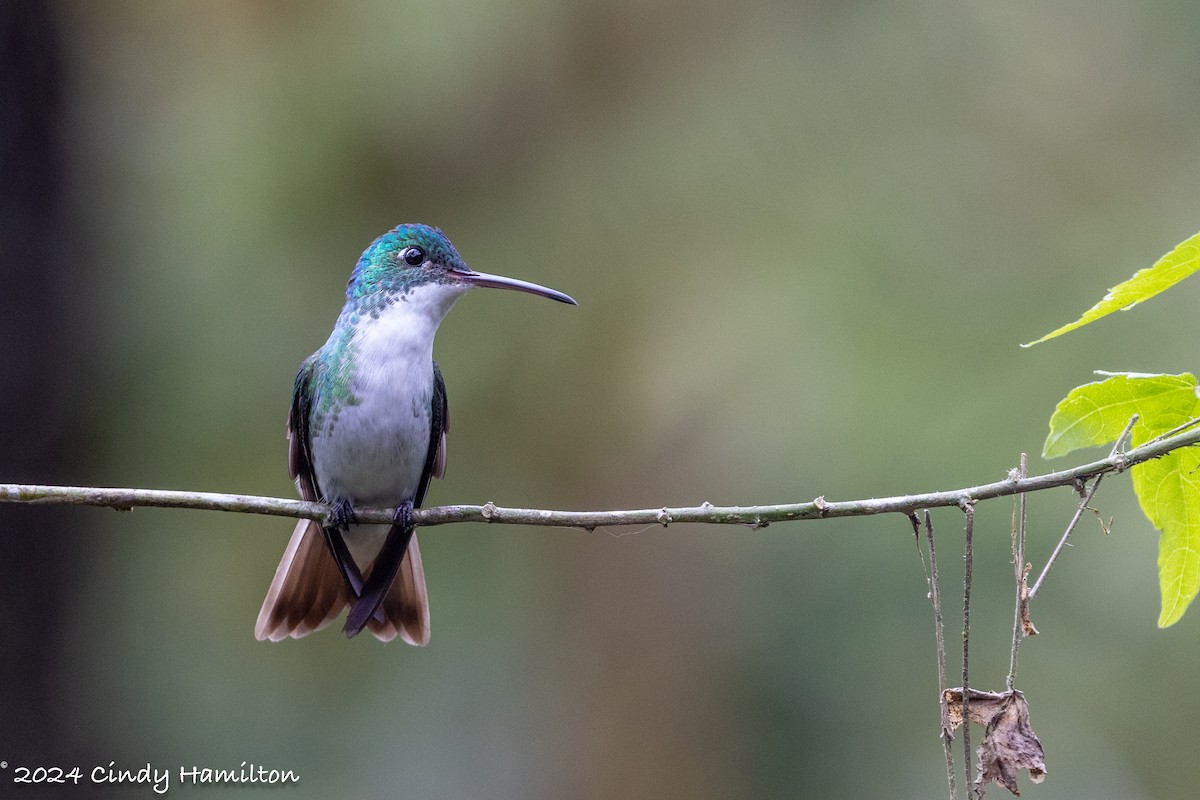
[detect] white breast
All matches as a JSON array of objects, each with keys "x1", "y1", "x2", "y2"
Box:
[{"x1": 311, "y1": 282, "x2": 468, "y2": 508}]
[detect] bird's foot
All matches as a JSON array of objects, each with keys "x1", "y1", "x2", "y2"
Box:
[
  {"x1": 328, "y1": 496, "x2": 357, "y2": 530},
  {"x1": 392, "y1": 500, "x2": 413, "y2": 529},
  {"x1": 321, "y1": 495, "x2": 370, "y2": 599}
]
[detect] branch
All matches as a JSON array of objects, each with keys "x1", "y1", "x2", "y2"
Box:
[
  {"x1": 960, "y1": 503, "x2": 976, "y2": 795},
  {"x1": 3, "y1": 425, "x2": 1199, "y2": 529},
  {"x1": 1006, "y1": 454, "x2": 1028, "y2": 692},
  {"x1": 1028, "y1": 415, "x2": 1138, "y2": 599},
  {"x1": 922, "y1": 511, "x2": 958, "y2": 800}
]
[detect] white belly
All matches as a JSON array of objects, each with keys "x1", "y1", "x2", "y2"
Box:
[
  {"x1": 310, "y1": 293, "x2": 449, "y2": 508},
  {"x1": 311, "y1": 377, "x2": 432, "y2": 507}
]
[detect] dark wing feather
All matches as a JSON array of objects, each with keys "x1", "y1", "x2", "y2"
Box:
[
  {"x1": 291, "y1": 358, "x2": 370, "y2": 591},
  {"x1": 414, "y1": 361, "x2": 449, "y2": 507},
  {"x1": 288, "y1": 358, "x2": 320, "y2": 500}
]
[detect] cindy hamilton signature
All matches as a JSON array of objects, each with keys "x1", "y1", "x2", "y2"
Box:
[{"x1": 2, "y1": 760, "x2": 300, "y2": 794}]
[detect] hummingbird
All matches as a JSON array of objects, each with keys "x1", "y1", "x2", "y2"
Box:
[{"x1": 255, "y1": 224, "x2": 576, "y2": 644}]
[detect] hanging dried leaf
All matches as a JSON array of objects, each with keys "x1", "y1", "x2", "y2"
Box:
[{"x1": 942, "y1": 688, "x2": 1047, "y2": 796}]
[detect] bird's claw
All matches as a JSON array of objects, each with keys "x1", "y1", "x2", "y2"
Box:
[{"x1": 329, "y1": 497, "x2": 356, "y2": 530}]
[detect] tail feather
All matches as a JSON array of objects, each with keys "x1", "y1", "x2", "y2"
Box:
[
  {"x1": 255, "y1": 521, "x2": 430, "y2": 644},
  {"x1": 368, "y1": 536, "x2": 431, "y2": 645},
  {"x1": 255, "y1": 519, "x2": 347, "y2": 641}
]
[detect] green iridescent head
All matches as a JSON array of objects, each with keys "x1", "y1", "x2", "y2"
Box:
[
  {"x1": 346, "y1": 224, "x2": 468, "y2": 304},
  {"x1": 345, "y1": 223, "x2": 577, "y2": 311}
]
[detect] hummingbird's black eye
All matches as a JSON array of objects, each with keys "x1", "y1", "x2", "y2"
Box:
[{"x1": 401, "y1": 246, "x2": 426, "y2": 266}]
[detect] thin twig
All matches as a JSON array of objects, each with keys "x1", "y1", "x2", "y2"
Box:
[
  {"x1": 924, "y1": 511, "x2": 958, "y2": 800},
  {"x1": 2, "y1": 420, "x2": 1198, "y2": 530},
  {"x1": 1007, "y1": 454, "x2": 1028, "y2": 691},
  {"x1": 1029, "y1": 415, "x2": 1139, "y2": 599},
  {"x1": 960, "y1": 502, "x2": 975, "y2": 795},
  {"x1": 1144, "y1": 414, "x2": 1200, "y2": 444},
  {"x1": 910, "y1": 510, "x2": 934, "y2": 614}
]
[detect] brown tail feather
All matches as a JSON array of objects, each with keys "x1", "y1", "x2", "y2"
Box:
[
  {"x1": 255, "y1": 519, "x2": 348, "y2": 641},
  {"x1": 367, "y1": 535, "x2": 431, "y2": 645},
  {"x1": 256, "y1": 521, "x2": 430, "y2": 644}
]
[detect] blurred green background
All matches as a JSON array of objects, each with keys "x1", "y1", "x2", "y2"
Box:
[{"x1": 4, "y1": 2, "x2": 1200, "y2": 797}]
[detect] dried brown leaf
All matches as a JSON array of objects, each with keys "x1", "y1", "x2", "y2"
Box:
[{"x1": 942, "y1": 688, "x2": 1046, "y2": 796}]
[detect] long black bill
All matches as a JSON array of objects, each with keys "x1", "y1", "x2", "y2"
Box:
[{"x1": 454, "y1": 269, "x2": 577, "y2": 305}]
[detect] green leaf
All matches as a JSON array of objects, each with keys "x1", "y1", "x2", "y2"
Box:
[
  {"x1": 1023, "y1": 231, "x2": 1200, "y2": 346},
  {"x1": 1043, "y1": 372, "x2": 1198, "y2": 458},
  {"x1": 1131, "y1": 447, "x2": 1200, "y2": 627},
  {"x1": 1044, "y1": 371, "x2": 1200, "y2": 626}
]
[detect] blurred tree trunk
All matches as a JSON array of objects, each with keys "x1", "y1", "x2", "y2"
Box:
[{"x1": 0, "y1": 0, "x2": 90, "y2": 772}]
